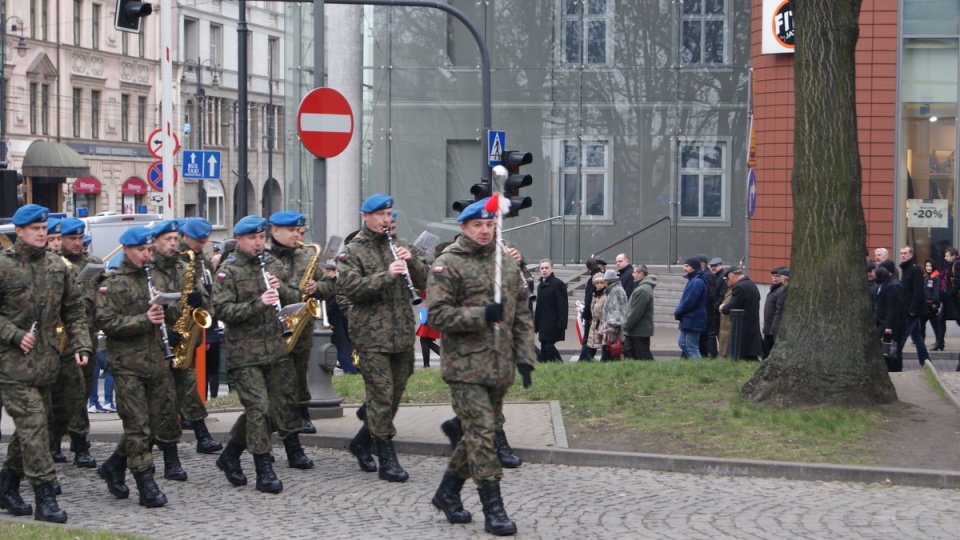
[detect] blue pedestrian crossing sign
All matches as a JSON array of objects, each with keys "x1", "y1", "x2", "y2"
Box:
[
  {"x1": 182, "y1": 150, "x2": 222, "y2": 180},
  {"x1": 488, "y1": 130, "x2": 505, "y2": 166}
]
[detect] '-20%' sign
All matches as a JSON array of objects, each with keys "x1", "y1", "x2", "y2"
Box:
[{"x1": 907, "y1": 199, "x2": 948, "y2": 228}]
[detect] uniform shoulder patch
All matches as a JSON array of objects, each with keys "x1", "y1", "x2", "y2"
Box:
[
  {"x1": 216, "y1": 272, "x2": 227, "y2": 280},
  {"x1": 337, "y1": 252, "x2": 347, "y2": 260},
  {"x1": 433, "y1": 266, "x2": 444, "y2": 273},
  {"x1": 98, "y1": 285, "x2": 108, "y2": 293}
]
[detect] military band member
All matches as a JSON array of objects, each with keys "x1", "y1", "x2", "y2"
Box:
[
  {"x1": 0, "y1": 205, "x2": 91, "y2": 523},
  {"x1": 267, "y1": 210, "x2": 335, "y2": 434},
  {"x1": 149, "y1": 219, "x2": 223, "y2": 456},
  {"x1": 54, "y1": 217, "x2": 101, "y2": 469},
  {"x1": 95, "y1": 226, "x2": 182, "y2": 508},
  {"x1": 427, "y1": 199, "x2": 536, "y2": 536},
  {"x1": 45, "y1": 219, "x2": 62, "y2": 253},
  {"x1": 212, "y1": 216, "x2": 313, "y2": 494},
  {"x1": 338, "y1": 194, "x2": 428, "y2": 482}
]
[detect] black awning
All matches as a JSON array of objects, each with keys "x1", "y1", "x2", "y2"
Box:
[{"x1": 22, "y1": 140, "x2": 90, "y2": 178}]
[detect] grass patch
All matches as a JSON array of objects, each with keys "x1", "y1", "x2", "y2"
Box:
[
  {"x1": 922, "y1": 367, "x2": 949, "y2": 400},
  {"x1": 0, "y1": 522, "x2": 145, "y2": 539}
]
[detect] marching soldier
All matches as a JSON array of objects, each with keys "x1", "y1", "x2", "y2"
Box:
[
  {"x1": 266, "y1": 211, "x2": 335, "y2": 434},
  {"x1": 95, "y1": 226, "x2": 182, "y2": 508},
  {"x1": 338, "y1": 194, "x2": 428, "y2": 482},
  {"x1": 45, "y1": 219, "x2": 62, "y2": 253},
  {"x1": 212, "y1": 216, "x2": 313, "y2": 494},
  {"x1": 427, "y1": 198, "x2": 535, "y2": 536},
  {"x1": 149, "y1": 220, "x2": 222, "y2": 456},
  {"x1": 0, "y1": 204, "x2": 91, "y2": 523},
  {"x1": 54, "y1": 217, "x2": 101, "y2": 468}
]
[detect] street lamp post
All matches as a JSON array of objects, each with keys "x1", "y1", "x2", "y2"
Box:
[
  {"x1": 181, "y1": 57, "x2": 218, "y2": 218},
  {"x1": 0, "y1": 14, "x2": 28, "y2": 169}
]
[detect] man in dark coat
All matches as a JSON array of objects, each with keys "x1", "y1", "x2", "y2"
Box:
[
  {"x1": 762, "y1": 267, "x2": 789, "y2": 358},
  {"x1": 875, "y1": 265, "x2": 905, "y2": 372},
  {"x1": 534, "y1": 259, "x2": 568, "y2": 362},
  {"x1": 577, "y1": 259, "x2": 602, "y2": 361},
  {"x1": 719, "y1": 267, "x2": 763, "y2": 360},
  {"x1": 614, "y1": 253, "x2": 635, "y2": 298},
  {"x1": 674, "y1": 257, "x2": 707, "y2": 359},
  {"x1": 701, "y1": 257, "x2": 724, "y2": 357},
  {"x1": 897, "y1": 246, "x2": 931, "y2": 366}
]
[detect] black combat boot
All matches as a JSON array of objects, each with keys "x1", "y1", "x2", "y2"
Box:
[
  {"x1": 348, "y1": 426, "x2": 377, "y2": 473},
  {"x1": 253, "y1": 453, "x2": 283, "y2": 493},
  {"x1": 179, "y1": 417, "x2": 193, "y2": 430},
  {"x1": 132, "y1": 469, "x2": 167, "y2": 508},
  {"x1": 157, "y1": 442, "x2": 187, "y2": 481},
  {"x1": 51, "y1": 478, "x2": 61, "y2": 496},
  {"x1": 216, "y1": 439, "x2": 248, "y2": 486},
  {"x1": 440, "y1": 417, "x2": 464, "y2": 449},
  {"x1": 494, "y1": 429, "x2": 522, "y2": 468},
  {"x1": 33, "y1": 482, "x2": 67, "y2": 523},
  {"x1": 51, "y1": 441, "x2": 67, "y2": 464},
  {"x1": 299, "y1": 406, "x2": 317, "y2": 434},
  {"x1": 477, "y1": 481, "x2": 517, "y2": 536},
  {"x1": 431, "y1": 469, "x2": 472, "y2": 524},
  {"x1": 0, "y1": 468, "x2": 32, "y2": 516},
  {"x1": 375, "y1": 438, "x2": 409, "y2": 483},
  {"x1": 283, "y1": 434, "x2": 314, "y2": 469},
  {"x1": 192, "y1": 419, "x2": 224, "y2": 454},
  {"x1": 97, "y1": 452, "x2": 130, "y2": 499},
  {"x1": 69, "y1": 433, "x2": 97, "y2": 469}
]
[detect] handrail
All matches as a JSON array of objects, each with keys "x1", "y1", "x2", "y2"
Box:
[
  {"x1": 502, "y1": 215, "x2": 565, "y2": 233},
  {"x1": 590, "y1": 216, "x2": 673, "y2": 269},
  {"x1": 503, "y1": 216, "x2": 566, "y2": 264}
]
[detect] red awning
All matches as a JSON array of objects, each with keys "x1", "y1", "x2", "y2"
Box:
[
  {"x1": 74, "y1": 176, "x2": 101, "y2": 194},
  {"x1": 122, "y1": 177, "x2": 148, "y2": 195}
]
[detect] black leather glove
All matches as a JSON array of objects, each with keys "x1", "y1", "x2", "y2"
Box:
[
  {"x1": 517, "y1": 364, "x2": 534, "y2": 388},
  {"x1": 168, "y1": 331, "x2": 183, "y2": 348},
  {"x1": 674, "y1": 313, "x2": 683, "y2": 321},
  {"x1": 484, "y1": 303, "x2": 504, "y2": 323},
  {"x1": 187, "y1": 290, "x2": 203, "y2": 308}
]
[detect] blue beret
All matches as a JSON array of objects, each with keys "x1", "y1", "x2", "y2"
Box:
[
  {"x1": 46, "y1": 218, "x2": 62, "y2": 234},
  {"x1": 152, "y1": 219, "x2": 180, "y2": 236},
  {"x1": 360, "y1": 194, "x2": 393, "y2": 213},
  {"x1": 268, "y1": 211, "x2": 307, "y2": 227},
  {"x1": 82, "y1": 234, "x2": 92, "y2": 246},
  {"x1": 391, "y1": 211, "x2": 397, "y2": 223},
  {"x1": 60, "y1": 217, "x2": 86, "y2": 236},
  {"x1": 181, "y1": 218, "x2": 212, "y2": 240},
  {"x1": 174, "y1": 218, "x2": 188, "y2": 229},
  {"x1": 12, "y1": 204, "x2": 49, "y2": 226},
  {"x1": 234, "y1": 216, "x2": 267, "y2": 236},
  {"x1": 119, "y1": 226, "x2": 156, "y2": 247},
  {"x1": 457, "y1": 198, "x2": 496, "y2": 223}
]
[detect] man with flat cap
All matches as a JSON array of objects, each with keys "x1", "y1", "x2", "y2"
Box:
[
  {"x1": 762, "y1": 267, "x2": 789, "y2": 358},
  {"x1": 266, "y1": 210, "x2": 335, "y2": 435},
  {"x1": 212, "y1": 216, "x2": 312, "y2": 495},
  {"x1": 428, "y1": 198, "x2": 535, "y2": 536},
  {"x1": 337, "y1": 194, "x2": 428, "y2": 482},
  {"x1": 0, "y1": 205, "x2": 91, "y2": 523},
  {"x1": 95, "y1": 226, "x2": 182, "y2": 508}
]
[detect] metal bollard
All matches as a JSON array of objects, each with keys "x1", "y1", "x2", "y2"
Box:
[
  {"x1": 730, "y1": 309, "x2": 745, "y2": 361},
  {"x1": 306, "y1": 326, "x2": 344, "y2": 419}
]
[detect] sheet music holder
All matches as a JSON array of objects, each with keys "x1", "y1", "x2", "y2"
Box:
[
  {"x1": 412, "y1": 231, "x2": 441, "y2": 258},
  {"x1": 319, "y1": 236, "x2": 343, "y2": 263},
  {"x1": 150, "y1": 293, "x2": 182, "y2": 306},
  {"x1": 76, "y1": 263, "x2": 106, "y2": 282}
]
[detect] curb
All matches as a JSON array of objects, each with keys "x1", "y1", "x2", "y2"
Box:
[{"x1": 924, "y1": 361, "x2": 960, "y2": 412}]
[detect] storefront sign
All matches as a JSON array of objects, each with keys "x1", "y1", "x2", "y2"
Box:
[
  {"x1": 74, "y1": 177, "x2": 101, "y2": 194},
  {"x1": 907, "y1": 199, "x2": 948, "y2": 228},
  {"x1": 762, "y1": 0, "x2": 794, "y2": 54},
  {"x1": 121, "y1": 177, "x2": 148, "y2": 195}
]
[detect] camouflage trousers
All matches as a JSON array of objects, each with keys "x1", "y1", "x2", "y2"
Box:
[
  {"x1": 113, "y1": 371, "x2": 181, "y2": 474},
  {"x1": 1, "y1": 382, "x2": 56, "y2": 485},
  {"x1": 228, "y1": 359, "x2": 301, "y2": 455},
  {"x1": 50, "y1": 358, "x2": 88, "y2": 444},
  {"x1": 172, "y1": 364, "x2": 207, "y2": 422},
  {"x1": 289, "y1": 344, "x2": 312, "y2": 406},
  {"x1": 447, "y1": 382, "x2": 508, "y2": 484},
  {"x1": 359, "y1": 350, "x2": 414, "y2": 441},
  {"x1": 67, "y1": 332, "x2": 97, "y2": 435}
]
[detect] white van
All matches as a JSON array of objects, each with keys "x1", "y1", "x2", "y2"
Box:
[{"x1": 0, "y1": 211, "x2": 163, "y2": 260}]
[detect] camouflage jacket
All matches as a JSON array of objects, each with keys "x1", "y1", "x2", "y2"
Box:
[
  {"x1": 95, "y1": 256, "x2": 171, "y2": 378},
  {"x1": 267, "y1": 239, "x2": 335, "y2": 352},
  {"x1": 427, "y1": 235, "x2": 535, "y2": 387},
  {"x1": 336, "y1": 226, "x2": 428, "y2": 354},
  {"x1": 212, "y1": 248, "x2": 299, "y2": 369},
  {"x1": 61, "y1": 249, "x2": 103, "y2": 344},
  {"x1": 150, "y1": 249, "x2": 209, "y2": 328},
  {"x1": 0, "y1": 240, "x2": 92, "y2": 385}
]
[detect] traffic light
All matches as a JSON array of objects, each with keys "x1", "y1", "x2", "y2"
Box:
[
  {"x1": 451, "y1": 182, "x2": 493, "y2": 213},
  {"x1": 0, "y1": 170, "x2": 23, "y2": 219},
  {"x1": 501, "y1": 150, "x2": 533, "y2": 218},
  {"x1": 115, "y1": 0, "x2": 153, "y2": 33}
]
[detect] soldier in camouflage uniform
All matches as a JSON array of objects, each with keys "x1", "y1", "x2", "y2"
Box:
[
  {"x1": 427, "y1": 198, "x2": 536, "y2": 536},
  {"x1": 267, "y1": 211, "x2": 335, "y2": 434},
  {"x1": 338, "y1": 194, "x2": 428, "y2": 482},
  {"x1": 212, "y1": 216, "x2": 313, "y2": 495},
  {"x1": 94, "y1": 226, "x2": 182, "y2": 508},
  {"x1": 0, "y1": 205, "x2": 91, "y2": 523},
  {"x1": 150, "y1": 219, "x2": 223, "y2": 456},
  {"x1": 52, "y1": 217, "x2": 101, "y2": 469}
]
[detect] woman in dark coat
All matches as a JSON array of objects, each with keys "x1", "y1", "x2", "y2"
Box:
[
  {"x1": 719, "y1": 267, "x2": 763, "y2": 360},
  {"x1": 875, "y1": 266, "x2": 905, "y2": 372},
  {"x1": 534, "y1": 259, "x2": 568, "y2": 362}
]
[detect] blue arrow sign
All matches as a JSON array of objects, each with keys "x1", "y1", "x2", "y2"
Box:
[{"x1": 182, "y1": 150, "x2": 222, "y2": 180}]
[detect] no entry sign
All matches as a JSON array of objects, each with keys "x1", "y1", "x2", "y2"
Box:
[{"x1": 297, "y1": 88, "x2": 354, "y2": 159}]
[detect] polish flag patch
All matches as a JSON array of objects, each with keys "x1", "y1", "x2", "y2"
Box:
[
  {"x1": 216, "y1": 272, "x2": 226, "y2": 280},
  {"x1": 433, "y1": 266, "x2": 444, "y2": 273},
  {"x1": 98, "y1": 286, "x2": 108, "y2": 293},
  {"x1": 337, "y1": 253, "x2": 347, "y2": 260}
]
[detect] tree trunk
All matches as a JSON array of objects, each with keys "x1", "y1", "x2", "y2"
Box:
[{"x1": 741, "y1": 0, "x2": 896, "y2": 406}]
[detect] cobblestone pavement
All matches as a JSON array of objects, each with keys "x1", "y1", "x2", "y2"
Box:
[{"x1": 1, "y1": 442, "x2": 955, "y2": 539}]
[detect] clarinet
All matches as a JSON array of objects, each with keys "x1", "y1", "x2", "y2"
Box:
[
  {"x1": 143, "y1": 264, "x2": 176, "y2": 361},
  {"x1": 258, "y1": 251, "x2": 293, "y2": 337},
  {"x1": 383, "y1": 228, "x2": 423, "y2": 305}
]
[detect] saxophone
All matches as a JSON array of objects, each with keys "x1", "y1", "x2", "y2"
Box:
[
  {"x1": 172, "y1": 250, "x2": 213, "y2": 369},
  {"x1": 284, "y1": 242, "x2": 322, "y2": 352}
]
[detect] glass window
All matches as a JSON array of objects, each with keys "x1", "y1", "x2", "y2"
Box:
[
  {"x1": 206, "y1": 182, "x2": 225, "y2": 226},
  {"x1": 30, "y1": 0, "x2": 36, "y2": 39},
  {"x1": 210, "y1": 24, "x2": 223, "y2": 65},
  {"x1": 73, "y1": 0, "x2": 81, "y2": 46},
  {"x1": 560, "y1": 140, "x2": 610, "y2": 219},
  {"x1": 40, "y1": 0, "x2": 48, "y2": 40},
  {"x1": 122, "y1": 32, "x2": 128, "y2": 56},
  {"x1": 74, "y1": 193, "x2": 97, "y2": 216},
  {"x1": 903, "y1": 0, "x2": 959, "y2": 36},
  {"x1": 92, "y1": 4, "x2": 100, "y2": 50},
  {"x1": 121, "y1": 94, "x2": 130, "y2": 141},
  {"x1": 679, "y1": 142, "x2": 726, "y2": 219},
  {"x1": 29, "y1": 83, "x2": 37, "y2": 135},
  {"x1": 40, "y1": 84, "x2": 48, "y2": 135},
  {"x1": 137, "y1": 96, "x2": 147, "y2": 142},
  {"x1": 682, "y1": 0, "x2": 726, "y2": 65},
  {"x1": 72, "y1": 88, "x2": 82, "y2": 137},
  {"x1": 91, "y1": 90, "x2": 101, "y2": 139},
  {"x1": 562, "y1": 0, "x2": 614, "y2": 65}
]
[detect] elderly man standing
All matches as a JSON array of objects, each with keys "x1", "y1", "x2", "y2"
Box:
[
  {"x1": 674, "y1": 256, "x2": 707, "y2": 359},
  {"x1": 720, "y1": 267, "x2": 763, "y2": 360},
  {"x1": 534, "y1": 259, "x2": 567, "y2": 362},
  {"x1": 623, "y1": 265, "x2": 656, "y2": 360},
  {"x1": 762, "y1": 267, "x2": 789, "y2": 358}
]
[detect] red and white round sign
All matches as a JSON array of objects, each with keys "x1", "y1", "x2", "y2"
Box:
[{"x1": 297, "y1": 88, "x2": 354, "y2": 159}]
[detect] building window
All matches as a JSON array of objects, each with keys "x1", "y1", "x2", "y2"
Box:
[
  {"x1": 206, "y1": 182, "x2": 225, "y2": 226},
  {"x1": 268, "y1": 37, "x2": 280, "y2": 79},
  {"x1": 40, "y1": 84, "x2": 49, "y2": 135},
  {"x1": 92, "y1": 4, "x2": 100, "y2": 50},
  {"x1": 562, "y1": 0, "x2": 614, "y2": 65},
  {"x1": 204, "y1": 97, "x2": 222, "y2": 147},
  {"x1": 679, "y1": 141, "x2": 726, "y2": 219},
  {"x1": 30, "y1": 0, "x2": 36, "y2": 38},
  {"x1": 121, "y1": 94, "x2": 130, "y2": 141},
  {"x1": 73, "y1": 0, "x2": 82, "y2": 46},
  {"x1": 29, "y1": 83, "x2": 37, "y2": 134},
  {"x1": 121, "y1": 31, "x2": 128, "y2": 55},
  {"x1": 139, "y1": 29, "x2": 145, "y2": 57},
  {"x1": 40, "y1": 0, "x2": 48, "y2": 40},
  {"x1": 560, "y1": 139, "x2": 611, "y2": 219},
  {"x1": 72, "y1": 88, "x2": 82, "y2": 137},
  {"x1": 210, "y1": 24, "x2": 222, "y2": 65},
  {"x1": 91, "y1": 90, "x2": 101, "y2": 139},
  {"x1": 681, "y1": 0, "x2": 727, "y2": 65},
  {"x1": 137, "y1": 96, "x2": 147, "y2": 141}
]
